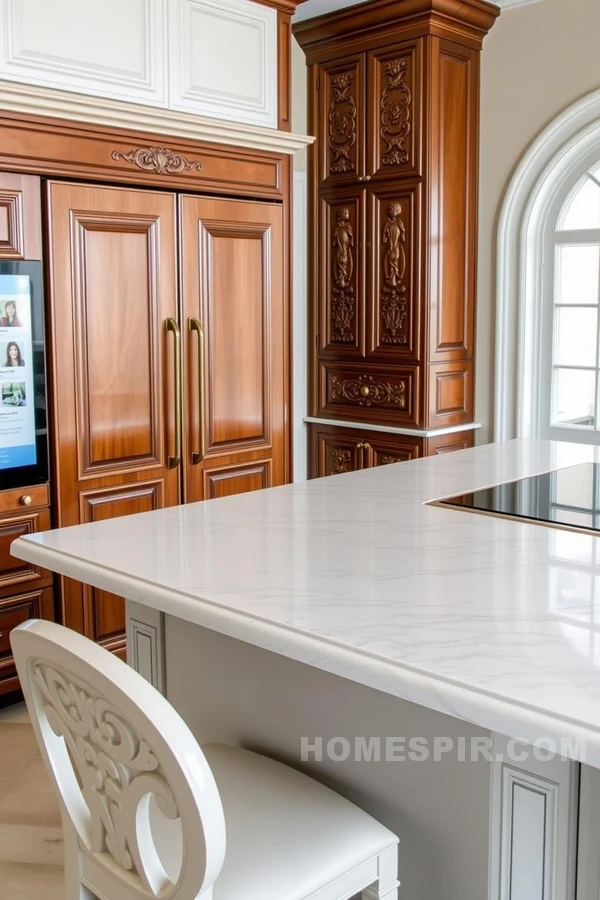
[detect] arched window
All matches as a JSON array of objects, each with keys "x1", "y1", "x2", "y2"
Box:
[
  {"x1": 541, "y1": 159, "x2": 600, "y2": 442},
  {"x1": 494, "y1": 90, "x2": 600, "y2": 442}
]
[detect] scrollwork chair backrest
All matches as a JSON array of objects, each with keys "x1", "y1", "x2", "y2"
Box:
[{"x1": 11, "y1": 619, "x2": 226, "y2": 900}]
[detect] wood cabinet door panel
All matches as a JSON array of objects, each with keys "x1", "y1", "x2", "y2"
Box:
[
  {"x1": 181, "y1": 195, "x2": 286, "y2": 503},
  {"x1": 366, "y1": 438, "x2": 419, "y2": 467},
  {"x1": 367, "y1": 41, "x2": 422, "y2": 180},
  {"x1": 0, "y1": 172, "x2": 41, "y2": 260},
  {"x1": 426, "y1": 430, "x2": 475, "y2": 455},
  {"x1": 428, "y1": 40, "x2": 477, "y2": 362},
  {"x1": 0, "y1": 508, "x2": 50, "y2": 589},
  {"x1": 319, "y1": 188, "x2": 365, "y2": 355},
  {"x1": 368, "y1": 183, "x2": 420, "y2": 359},
  {"x1": 203, "y1": 460, "x2": 271, "y2": 500},
  {"x1": 0, "y1": 587, "x2": 54, "y2": 694},
  {"x1": 77, "y1": 480, "x2": 164, "y2": 649},
  {"x1": 427, "y1": 361, "x2": 474, "y2": 428},
  {"x1": 46, "y1": 181, "x2": 180, "y2": 644},
  {"x1": 319, "y1": 55, "x2": 366, "y2": 186},
  {"x1": 314, "y1": 430, "x2": 365, "y2": 478},
  {"x1": 319, "y1": 362, "x2": 418, "y2": 426}
]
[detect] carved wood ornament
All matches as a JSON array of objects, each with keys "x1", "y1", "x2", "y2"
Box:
[
  {"x1": 331, "y1": 207, "x2": 355, "y2": 343},
  {"x1": 330, "y1": 447, "x2": 352, "y2": 474},
  {"x1": 381, "y1": 202, "x2": 408, "y2": 345},
  {"x1": 112, "y1": 147, "x2": 204, "y2": 175},
  {"x1": 331, "y1": 374, "x2": 406, "y2": 407},
  {"x1": 328, "y1": 73, "x2": 357, "y2": 174},
  {"x1": 380, "y1": 59, "x2": 411, "y2": 167}
]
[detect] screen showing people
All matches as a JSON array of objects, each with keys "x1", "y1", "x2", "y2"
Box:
[{"x1": 0, "y1": 277, "x2": 36, "y2": 469}]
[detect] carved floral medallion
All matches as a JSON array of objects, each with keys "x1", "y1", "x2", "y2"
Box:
[
  {"x1": 112, "y1": 147, "x2": 204, "y2": 175},
  {"x1": 328, "y1": 72, "x2": 358, "y2": 175},
  {"x1": 380, "y1": 58, "x2": 411, "y2": 167},
  {"x1": 330, "y1": 447, "x2": 352, "y2": 475},
  {"x1": 331, "y1": 374, "x2": 406, "y2": 408}
]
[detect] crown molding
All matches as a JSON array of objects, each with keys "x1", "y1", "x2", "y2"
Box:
[
  {"x1": 0, "y1": 80, "x2": 314, "y2": 156},
  {"x1": 495, "y1": 0, "x2": 544, "y2": 7}
]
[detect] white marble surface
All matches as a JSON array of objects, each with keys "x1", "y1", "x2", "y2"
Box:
[{"x1": 12, "y1": 439, "x2": 600, "y2": 765}]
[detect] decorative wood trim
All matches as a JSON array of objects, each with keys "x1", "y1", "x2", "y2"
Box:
[
  {"x1": 293, "y1": 0, "x2": 500, "y2": 56},
  {"x1": 0, "y1": 190, "x2": 23, "y2": 258},
  {"x1": 0, "y1": 78, "x2": 313, "y2": 155},
  {"x1": 111, "y1": 147, "x2": 203, "y2": 174}
]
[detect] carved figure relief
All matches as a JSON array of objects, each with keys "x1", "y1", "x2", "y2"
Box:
[
  {"x1": 331, "y1": 374, "x2": 406, "y2": 408},
  {"x1": 112, "y1": 147, "x2": 203, "y2": 175},
  {"x1": 380, "y1": 59, "x2": 411, "y2": 167},
  {"x1": 331, "y1": 207, "x2": 355, "y2": 343},
  {"x1": 330, "y1": 447, "x2": 352, "y2": 475},
  {"x1": 328, "y1": 72, "x2": 358, "y2": 174},
  {"x1": 381, "y1": 202, "x2": 409, "y2": 345},
  {"x1": 33, "y1": 660, "x2": 179, "y2": 893},
  {"x1": 380, "y1": 456, "x2": 401, "y2": 465}
]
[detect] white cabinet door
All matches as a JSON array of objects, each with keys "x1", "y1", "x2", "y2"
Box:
[
  {"x1": 489, "y1": 734, "x2": 579, "y2": 900},
  {"x1": 576, "y1": 765, "x2": 600, "y2": 900},
  {"x1": 0, "y1": 0, "x2": 167, "y2": 106},
  {"x1": 167, "y1": 0, "x2": 278, "y2": 128}
]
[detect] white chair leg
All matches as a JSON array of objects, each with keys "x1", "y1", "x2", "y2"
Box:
[
  {"x1": 362, "y1": 845, "x2": 399, "y2": 900},
  {"x1": 63, "y1": 825, "x2": 95, "y2": 900}
]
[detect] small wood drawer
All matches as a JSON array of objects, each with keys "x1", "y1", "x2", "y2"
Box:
[
  {"x1": 0, "y1": 508, "x2": 51, "y2": 590},
  {"x1": 319, "y1": 363, "x2": 418, "y2": 425},
  {"x1": 0, "y1": 587, "x2": 54, "y2": 693},
  {"x1": 0, "y1": 484, "x2": 49, "y2": 515}
]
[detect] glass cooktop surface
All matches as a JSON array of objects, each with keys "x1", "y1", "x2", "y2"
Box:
[{"x1": 438, "y1": 462, "x2": 600, "y2": 533}]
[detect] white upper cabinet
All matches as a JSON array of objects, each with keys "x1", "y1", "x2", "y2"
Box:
[
  {"x1": 0, "y1": 0, "x2": 167, "y2": 106},
  {"x1": 0, "y1": 0, "x2": 279, "y2": 129},
  {"x1": 168, "y1": 0, "x2": 278, "y2": 128}
]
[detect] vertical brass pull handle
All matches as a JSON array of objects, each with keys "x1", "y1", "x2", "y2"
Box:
[
  {"x1": 165, "y1": 317, "x2": 182, "y2": 469},
  {"x1": 189, "y1": 318, "x2": 206, "y2": 464},
  {"x1": 363, "y1": 442, "x2": 372, "y2": 468}
]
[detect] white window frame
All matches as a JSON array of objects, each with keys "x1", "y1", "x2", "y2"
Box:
[
  {"x1": 494, "y1": 89, "x2": 600, "y2": 441},
  {"x1": 539, "y1": 155, "x2": 600, "y2": 443}
]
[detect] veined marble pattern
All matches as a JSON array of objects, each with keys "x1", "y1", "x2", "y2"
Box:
[{"x1": 12, "y1": 439, "x2": 600, "y2": 766}]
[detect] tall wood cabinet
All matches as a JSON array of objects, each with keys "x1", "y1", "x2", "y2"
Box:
[
  {"x1": 294, "y1": 0, "x2": 499, "y2": 478},
  {"x1": 45, "y1": 181, "x2": 287, "y2": 653}
]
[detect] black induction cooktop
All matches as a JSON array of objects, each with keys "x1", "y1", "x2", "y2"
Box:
[{"x1": 437, "y1": 462, "x2": 600, "y2": 533}]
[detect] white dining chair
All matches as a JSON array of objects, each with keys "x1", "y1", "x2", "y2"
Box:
[{"x1": 11, "y1": 619, "x2": 399, "y2": 900}]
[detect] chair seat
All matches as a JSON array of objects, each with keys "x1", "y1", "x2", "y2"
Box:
[{"x1": 202, "y1": 743, "x2": 397, "y2": 900}]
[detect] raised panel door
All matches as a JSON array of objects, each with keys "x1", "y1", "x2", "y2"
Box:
[
  {"x1": 0, "y1": 172, "x2": 41, "y2": 260},
  {"x1": 319, "y1": 187, "x2": 365, "y2": 355},
  {"x1": 318, "y1": 55, "x2": 366, "y2": 186},
  {"x1": 366, "y1": 437, "x2": 419, "y2": 467},
  {"x1": 428, "y1": 39, "x2": 478, "y2": 363},
  {"x1": 180, "y1": 195, "x2": 286, "y2": 503},
  {"x1": 312, "y1": 428, "x2": 365, "y2": 478},
  {"x1": 46, "y1": 181, "x2": 179, "y2": 644},
  {"x1": 367, "y1": 183, "x2": 420, "y2": 359},
  {"x1": 367, "y1": 41, "x2": 422, "y2": 180}
]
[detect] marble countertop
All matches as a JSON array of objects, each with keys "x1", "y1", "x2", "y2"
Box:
[{"x1": 13, "y1": 439, "x2": 600, "y2": 765}]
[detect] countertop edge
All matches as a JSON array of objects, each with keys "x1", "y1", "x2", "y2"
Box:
[{"x1": 12, "y1": 534, "x2": 600, "y2": 767}]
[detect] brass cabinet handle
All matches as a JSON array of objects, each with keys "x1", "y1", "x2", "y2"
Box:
[
  {"x1": 20, "y1": 495, "x2": 32, "y2": 506},
  {"x1": 164, "y1": 318, "x2": 182, "y2": 470},
  {"x1": 363, "y1": 442, "x2": 372, "y2": 450},
  {"x1": 189, "y1": 318, "x2": 206, "y2": 465}
]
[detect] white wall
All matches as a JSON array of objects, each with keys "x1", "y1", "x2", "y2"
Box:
[{"x1": 477, "y1": 0, "x2": 600, "y2": 443}]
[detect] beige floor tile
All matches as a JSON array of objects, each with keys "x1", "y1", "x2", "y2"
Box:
[
  {"x1": 0, "y1": 778, "x2": 11, "y2": 796},
  {"x1": 0, "y1": 862, "x2": 64, "y2": 900},
  {"x1": 0, "y1": 703, "x2": 30, "y2": 725},
  {"x1": 0, "y1": 823, "x2": 63, "y2": 866},
  {"x1": 0, "y1": 758, "x2": 61, "y2": 827},
  {"x1": 0, "y1": 723, "x2": 38, "y2": 779}
]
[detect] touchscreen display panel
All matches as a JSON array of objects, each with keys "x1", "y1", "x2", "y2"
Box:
[{"x1": 0, "y1": 274, "x2": 36, "y2": 470}]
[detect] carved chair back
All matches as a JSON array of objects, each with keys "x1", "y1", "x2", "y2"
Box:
[{"x1": 11, "y1": 619, "x2": 226, "y2": 900}]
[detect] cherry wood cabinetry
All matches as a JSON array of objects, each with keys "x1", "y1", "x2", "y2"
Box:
[
  {"x1": 180, "y1": 196, "x2": 286, "y2": 502},
  {"x1": 46, "y1": 182, "x2": 287, "y2": 652},
  {"x1": 295, "y1": 0, "x2": 498, "y2": 472},
  {"x1": 309, "y1": 422, "x2": 474, "y2": 478},
  {"x1": 0, "y1": 489, "x2": 54, "y2": 695}
]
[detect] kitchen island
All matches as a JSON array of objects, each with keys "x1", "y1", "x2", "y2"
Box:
[{"x1": 11, "y1": 439, "x2": 600, "y2": 900}]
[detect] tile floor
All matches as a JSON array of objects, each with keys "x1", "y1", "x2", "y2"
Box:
[{"x1": 0, "y1": 703, "x2": 65, "y2": 899}]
